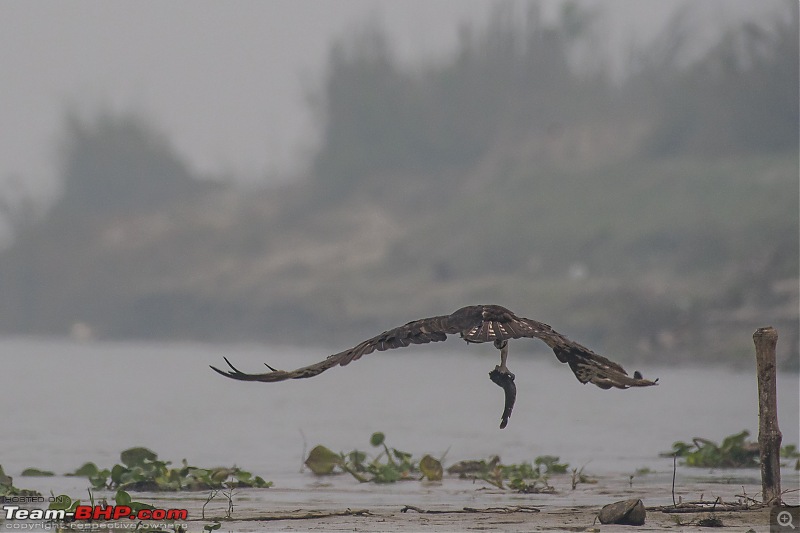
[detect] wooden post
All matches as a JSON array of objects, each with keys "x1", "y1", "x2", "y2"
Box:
[{"x1": 753, "y1": 326, "x2": 782, "y2": 505}]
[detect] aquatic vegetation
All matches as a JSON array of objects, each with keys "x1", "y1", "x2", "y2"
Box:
[
  {"x1": 0, "y1": 465, "x2": 40, "y2": 498},
  {"x1": 782, "y1": 444, "x2": 800, "y2": 458},
  {"x1": 782, "y1": 444, "x2": 800, "y2": 470},
  {"x1": 47, "y1": 490, "x2": 149, "y2": 516},
  {"x1": 114, "y1": 488, "x2": 156, "y2": 512},
  {"x1": 628, "y1": 467, "x2": 653, "y2": 487},
  {"x1": 20, "y1": 468, "x2": 55, "y2": 477},
  {"x1": 66, "y1": 447, "x2": 272, "y2": 491},
  {"x1": 503, "y1": 456, "x2": 566, "y2": 485},
  {"x1": 65, "y1": 462, "x2": 102, "y2": 477},
  {"x1": 305, "y1": 432, "x2": 443, "y2": 483},
  {"x1": 666, "y1": 431, "x2": 758, "y2": 468},
  {"x1": 666, "y1": 430, "x2": 800, "y2": 469},
  {"x1": 571, "y1": 465, "x2": 597, "y2": 489},
  {"x1": 48, "y1": 493, "x2": 80, "y2": 513},
  {"x1": 46, "y1": 493, "x2": 81, "y2": 526},
  {"x1": 305, "y1": 434, "x2": 579, "y2": 492},
  {"x1": 449, "y1": 455, "x2": 570, "y2": 492},
  {"x1": 419, "y1": 454, "x2": 444, "y2": 481},
  {"x1": 46, "y1": 490, "x2": 170, "y2": 529},
  {"x1": 304, "y1": 445, "x2": 345, "y2": 475}
]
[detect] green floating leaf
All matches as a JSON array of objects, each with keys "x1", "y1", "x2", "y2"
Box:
[
  {"x1": 110, "y1": 464, "x2": 127, "y2": 484},
  {"x1": 534, "y1": 455, "x2": 569, "y2": 474},
  {"x1": 66, "y1": 462, "x2": 99, "y2": 477},
  {"x1": 114, "y1": 489, "x2": 131, "y2": 506},
  {"x1": 252, "y1": 476, "x2": 273, "y2": 488},
  {"x1": 114, "y1": 488, "x2": 153, "y2": 510},
  {"x1": 120, "y1": 447, "x2": 158, "y2": 468},
  {"x1": 211, "y1": 468, "x2": 234, "y2": 483},
  {"x1": 419, "y1": 455, "x2": 443, "y2": 481},
  {"x1": 48, "y1": 495, "x2": 72, "y2": 511},
  {"x1": 204, "y1": 523, "x2": 222, "y2": 532},
  {"x1": 129, "y1": 500, "x2": 155, "y2": 512},
  {"x1": 89, "y1": 476, "x2": 108, "y2": 490},
  {"x1": 305, "y1": 445, "x2": 343, "y2": 475},
  {"x1": 21, "y1": 468, "x2": 55, "y2": 477},
  {"x1": 370, "y1": 432, "x2": 385, "y2": 447}
]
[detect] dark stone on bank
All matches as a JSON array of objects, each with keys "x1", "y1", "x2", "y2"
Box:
[{"x1": 598, "y1": 498, "x2": 646, "y2": 526}]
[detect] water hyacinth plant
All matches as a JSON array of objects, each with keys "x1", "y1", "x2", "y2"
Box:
[{"x1": 65, "y1": 447, "x2": 272, "y2": 491}]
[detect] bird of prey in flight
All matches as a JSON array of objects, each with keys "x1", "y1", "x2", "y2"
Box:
[{"x1": 211, "y1": 304, "x2": 657, "y2": 428}]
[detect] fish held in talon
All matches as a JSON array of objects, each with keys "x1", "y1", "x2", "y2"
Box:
[{"x1": 489, "y1": 367, "x2": 516, "y2": 429}]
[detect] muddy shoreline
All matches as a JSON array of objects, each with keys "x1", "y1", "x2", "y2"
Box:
[
  {"x1": 195, "y1": 506, "x2": 776, "y2": 532},
  {"x1": 17, "y1": 467, "x2": 798, "y2": 532}
]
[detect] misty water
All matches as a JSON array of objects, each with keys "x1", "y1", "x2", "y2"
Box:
[{"x1": 2, "y1": 337, "x2": 798, "y2": 504}]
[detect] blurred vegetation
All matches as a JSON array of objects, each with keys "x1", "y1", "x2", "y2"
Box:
[
  {"x1": 449, "y1": 454, "x2": 577, "y2": 493},
  {"x1": 665, "y1": 430, "x2": 800, "y2": 469},
  {"x1": 53, "y1": 112, "x2": 215, "y2": 218},
  {"x1": 311, "y1": 2, "x2": 797, "y2": 193},
  {"x1": 636, "y1": 6, "x2": 799, "y2": 156},
  {"x1": 312, "y1": 2, "x2": 615, "y2": 195},
  {"x1": 0, "y1": 1, "x2": 796, "y2": 368},
  {"x1": 0, "y1": 464, "x2": 40, "y2": 498},
  {"x1": 666, "y1": 430, "x2": 760, "y2": 468},
  {"x1": 303, "y1": 432, "x2": 583, "y2": 492},
  {"x1": 304, "y1": 431, "x2": 443, "y2": 483},
  {"x1": 64, "y1": 446, "x2": 271, "y2": 492}
]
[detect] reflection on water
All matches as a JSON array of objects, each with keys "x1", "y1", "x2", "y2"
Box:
[{"x1": 1, "y1": 337, "x2": 798, "y2": 482}]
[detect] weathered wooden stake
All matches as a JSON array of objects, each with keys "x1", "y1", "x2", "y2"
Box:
[{"x1": 753, "y1": 326, "x2": 781, "y2": 505}]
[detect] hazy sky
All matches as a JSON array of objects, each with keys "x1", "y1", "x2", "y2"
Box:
[{"x1": 0, "y1": 1, "x2": 779, "y2": 204}]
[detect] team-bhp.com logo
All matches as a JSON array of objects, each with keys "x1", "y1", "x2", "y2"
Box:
[{"x1": 4, "y1": 504, "x2": 188, "y2": 521}]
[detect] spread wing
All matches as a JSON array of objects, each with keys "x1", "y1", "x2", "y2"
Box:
[
  {"x1": 210, "y1": 314, "x2": 460, "y2": 382},
  {"x1": 466, "y1": 310, "x2": 657, "y2": 390}
]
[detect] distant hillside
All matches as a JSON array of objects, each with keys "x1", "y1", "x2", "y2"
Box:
[
  {"x1": 0, "y1": 2, "x2": 796, "y2": 369},
  {"x1": 0, "y1": 149, "x2": 795, "y2": 368}
]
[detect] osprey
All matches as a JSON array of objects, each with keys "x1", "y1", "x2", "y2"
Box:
[{"x1": 211, "y1": 304, "x2": 657, "y2": 428}]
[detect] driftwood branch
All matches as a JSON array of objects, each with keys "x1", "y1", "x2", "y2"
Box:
[
  {"x1": 650, "y1": 498, "x2": 761, "y2": 514},
  {"x1": 401, "y1": 505, "x2": 539, "y2": 514},
  {"x1": 655, "y1": 504, "x2": 753, "y2": 514},
  {"x1": 223, "y1": 509, "x2": 372, "y2": 522},
  {"x1": 753, "y1": 326, "x2": 782, "y2": 505}
]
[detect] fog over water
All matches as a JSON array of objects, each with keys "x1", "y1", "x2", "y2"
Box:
[
  {"x1": 0, "y1": 1, "x2": 779, "y2": 194},
  {"x1": 2, "y1": 339, "x2": 797, "y2": 479}
]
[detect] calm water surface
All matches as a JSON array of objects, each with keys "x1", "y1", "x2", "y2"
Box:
[{"x1": 1, "y1": 337, "x2": 798, "y2": 487}]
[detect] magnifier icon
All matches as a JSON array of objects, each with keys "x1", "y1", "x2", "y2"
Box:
[{"x1": 778, "y1": 510, "x2": 796, "y2": 529}]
